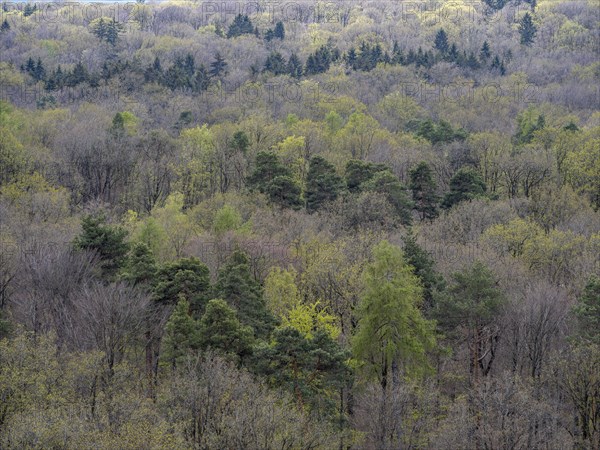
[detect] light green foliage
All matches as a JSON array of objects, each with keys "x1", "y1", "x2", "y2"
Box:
[
  {"x1": 353, "y1": 240, "x2": 437, "y2": 385},
  {"x1": 212, "y1": 203, "x2": 242, "y2": 234}
]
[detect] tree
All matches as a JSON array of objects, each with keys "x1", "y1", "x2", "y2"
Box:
[
  {"x1": 409, "y1": 162, "x2": 439, "y2": 221},
  {"x1": 121, "y1": 242, "x2": 157, "y2": 286},
  {"x1": 434, "y1": 262, "x2": 506, "y2": 384},
  {"x1": 267, "y1": 175, "x2": 303, "y2": 209},
  {"x1": 247, "y1": 151, "x2": 290, "y2": 193},
  {"x1": 227, "y1": 14, "x2": 254, "y2": 38},
  {"x1": 263, "y1": 52, "x2": 287, "y2": 75},
  {"x1": 213, "y1": 251, "x2": 275, "y2": 339},
  {"x1": 252, "y1": 327, "x2": 350, "y2": 414},
  {"x1": 519, "y1": 13, "x2": 537, "y2": 46},
  {"x1": 74, "y1": 214, "x2": 130, "y2": 278},
  {"x1": 344, "y1": 159, "x2": 388, "y2": 193},
  {"x1": 434, "y1": 29, "x2": 449, "y2": 54},
  {"x1": 153, "y1": 257, "x2": 211, "y2": 317},
  {"x1": 573, "y1": 276, "x2": 600, "y2": 344},
  {"x1": 554, "y1": 344, "x2": 600, "y2": 448},
  {"x1": 198, "y1": 298, "x2": 254, "y2": 361},
  {"x1": 479, "y1": 41, "x2": 491, "y2": 63},
  {"x1": 287, "y1": 53, "x2": 303, "y2": 79},
  {"x1": 402, "y1": 232, "x2": 445, "y2": 312},
  {"x1": 353, "y1": 240, "x2": 436, "y2": 391},
  {"x1": 362, "y1": 171, "x2": 413, "y2": 225},
  {"x1": 305, "y1": 156, "x2": 344, "y2": 212},
  {"x1": 161, "y1": 298, "x2": 201, "y2": 369},
  {"x1": 0, "y1": 19, "x2": 10, "y2": 32},
  {"x1": 442, "y1": 168, "x2": 486, "y2": 209},
  {"x1": 274, "y1": 21, "x2": 285, "y2": 39},
  {"x1": 209, "y1": 52, "x2": 228, "y2": 79}
]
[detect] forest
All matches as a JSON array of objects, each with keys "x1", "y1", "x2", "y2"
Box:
[{"x1": 0, "y1": 0, "x2": 599, "y2": 448}]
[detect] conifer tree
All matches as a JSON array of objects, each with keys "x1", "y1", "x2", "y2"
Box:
[
  {"x1": 434, "y1": 28, "x2": 449, "y2": 54},
  {"x1": 213, "y1": 251, "x2": 276, "y2": 339},
  {"x1": 409, "y1": 162, "x2": 439, "y2": 221},
  {"x1": 519, "y1": 13, "x2": 537, "y2": 46},
  {"x1": 287, "y1": 53, "x2": 303, "y2": 79},
  {"x1": 305, "y1": 156, "x2": 344, "y2": 212}
]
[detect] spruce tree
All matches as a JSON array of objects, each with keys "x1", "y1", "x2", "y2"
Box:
[
  {"x1": 479, "y1": 41, "x2": 491, "y2": 63},
  {"x1": 441, "y1": 167, "x2": 486, "y2": 209},
  {"x1": 519, "y1": 13, "x2": 537, "y2": 46},
  {"x1": 213, "y1": 251, "x2": 276, "y2": 339},
  {"x1": 273, "y1": 21, "x2": 285, "y2": 39},
  {"x1": 153, "y1": 257, "x2": 211, "y2": 317},
  {"x1": 227, "y1": 14, "x2": 254, "y2": 38},
  {"x1": 1, "y1": 19, "x2": 10, "y2": 32},
  {"x1": 362, "y1": 171, "x2": 413, "y2": 225},
  {"x1": 263, "y1": 52, "x2": 287, "y2": 75},
  {"x1": 434, "y1": 28, "x2": 449, "y2": 54},
  {"x1": 267, "y1": 176, "x2": 303, "y2": 210},
  {"x1": 287, "y1": 53, "x2": 303, "y2": 79},
  {"x1": 305, "y1": 156, "x2": 344, "y2": 212},
  {"x1": 209, "y1": 52, "x2": 228, "y2": 79},
  {"x1": 198, "y1": 298, "x2": 254, "y2": 360},
  {"x1": 74, "y1": 214, "x2": 130, "y2": 278},
  {"x1": 409, "y1": 162, "x2": 439, "y2": 221},
  {"x1": 247, "y1": 151, "x2": 290, "y2": 193}
]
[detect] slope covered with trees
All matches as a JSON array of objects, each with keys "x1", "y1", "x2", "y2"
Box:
[{"x1": 0, "y1": 0, "x2": 599, "y2": 448}]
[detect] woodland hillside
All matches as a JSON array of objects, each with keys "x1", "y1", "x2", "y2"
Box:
[{"x1": 0, "y1": 0, "x2": 599, "y2": 448}]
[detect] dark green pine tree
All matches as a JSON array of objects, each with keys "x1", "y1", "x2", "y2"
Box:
[
  {"x1": 572, "y1": 276, "x2": 600, "y2": 344},
  {"x1": 267, "y1": 176, "x2": 303, "y2": 210},
  {"x1": 263, "y1": 52, "x2": 287, "y2": 75},
  {"x1": 193, "y1": 64, "x2": 210, "y2": 91},
  {"x1": 344, "y1": 159, "x2": 388, "y2": 193},
  {"x1": 54, "y1": 65, "x2": 64, "y2": 88},
  {"x1": 198, "y1": 298, "x2": 254, "y2": 361},
  {"x1": 519, "y1": 12, "x2": 537, "y2": 46},
  {"x1": 213, "y1": 251, "x2": 276, "y2": 339},
  {"x1": 34, "y1": 58, "x2": 46, "y2": 81},
  {"x1": 247, "y1": 151, "x2": 290, "y2": 193},
  {"x1": 120, "y1": 242, "x2": 157, "y2": 286},
  {"x1": 67, "y1": 62, "x2": 88, "y2": 87},
  {"x1": 409, "y1": 162, "x2": 439, "y2": 221},
  {"x1": 145, "y1": 56, "x2": 163, "y2": 83},
  {"x1": 441, "y1": 167, "x2": 487, "y2": 209},
  {"x1": 25, "y1": 57, "x2": 35, "y2": 75},
  {"x1": 251, "y1": 327, "x2": 350, "y2": 413},
  {"x1": 434, "y1": 28, "x2": 449, "y2": 54},
  {"x1": 479, "y1": 41, "x2": 491, "y2": 63},
  {"x1": 227, "y1": 14, "x2": 254, "y2": 38},
  {"x1": 402, "y1": 231, "x2": 445, "y2": 312},
  {"x1": 92, "y1": 18, "x2": 108, "y2": 42},
  {"x1": 183, "y1": 53, "x2": 195, "y2": 77},
  {"x1": 23, "y1": 3, "x2": 36, "y2": 17},
  {"x1": 264, "y1": 28, "x2": 274, "y2": 42},
  {"x1": 229, "y1": 130, "x2": 249, "y2": 154},
  {"x1": 105, "y1": 19, "x2": 123, "y2": 46},
  {"x1": 1, "y1": 19, "x2": 11, "y2": 32},
  {"x1": 209, "y1": 52, "x2": 228, "y2": 79},
  {"x1": 287, "y1": 53, "x2": 303, "y2": 79},
  {"x1": 153, "y1": 257, "x2": 211, "y2": 318},
  {"x1": 273, "y1": 21, "x2": 285, "y2": 39},
  {"x1": 161, "y1": 297, "x2": 201, "y2": 369},
  {"x1": 447, "y1": 43, "x2": 459, "y2": 62},
  {"x1": 74, "y1": 214, "x2": 130, "y2": 278},
  {"x1": 345, "y1": 47, "x2": 357, "y2": 70},
  {"x1": 305, "y1": 156, "x2": 345, "y2": 212},
  {"x1": 362, "y1": 171, "x2": 414, "y2": 226},
  {"x1": 466, "y1": 52, "x2": 480, "y2": 70}
]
